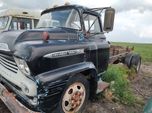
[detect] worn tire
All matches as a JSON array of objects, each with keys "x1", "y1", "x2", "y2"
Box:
[
  {"x1": 130, "y1": 54, "x2": 141, "y2": 73},
  {"x1": 124, "y1": 53, "x2": 134, "y2": 68},
  {"x1": 53, "y1": 74, "x2": 89, "y2": 113}
]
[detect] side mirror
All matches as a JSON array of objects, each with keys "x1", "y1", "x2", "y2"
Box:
[{"x1": 103, "y1": 8, "x2": 115, "y2": 32}]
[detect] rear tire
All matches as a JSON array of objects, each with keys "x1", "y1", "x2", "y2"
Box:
[
  {"x1": 124, "y1": 53, "x2": 133, "y2": 68},
  {"x1": 53, "y1": 74, "x2": 89, "y2": 113},
  {"x1": 130, "y1": 54, "x2": 141, "y2": 73}
]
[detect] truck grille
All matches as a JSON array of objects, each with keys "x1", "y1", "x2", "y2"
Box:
[{"x1": 0, "y1": 53, "x2": 18, "y2": 73}]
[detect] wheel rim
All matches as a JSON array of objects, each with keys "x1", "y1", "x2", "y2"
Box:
[{"x1": 62, "y1": 82, "x2": 86, "y2": 113}]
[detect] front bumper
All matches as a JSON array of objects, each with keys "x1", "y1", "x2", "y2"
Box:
[{"x1": 0, "y1": 83, "x2": 40, "y2": 113}]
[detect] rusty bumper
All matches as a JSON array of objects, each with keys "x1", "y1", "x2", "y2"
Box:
[{"x1": 0, "y1": 83, "x2": 40, "y2": 113}]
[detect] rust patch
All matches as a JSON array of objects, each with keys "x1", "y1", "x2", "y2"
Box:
[{"x1": 0, "y1": 83, "x2": 40, "y2": 113}]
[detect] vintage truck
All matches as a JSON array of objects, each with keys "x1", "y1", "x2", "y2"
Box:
[
  {"x1": 0, "y1": 8, "x2": 40, "y2": 32},
  {"x1": 0, "y1": 5, "x2": 141, "y2": 113}
]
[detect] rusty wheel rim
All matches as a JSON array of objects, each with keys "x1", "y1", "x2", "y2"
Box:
[{"x1": 62, "y1": 82, "x2": 86, "y2": 113}]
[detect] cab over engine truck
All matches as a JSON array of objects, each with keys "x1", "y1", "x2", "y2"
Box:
[{"x1": 0, "y1": 5, "x2": 141, "y2": 113}]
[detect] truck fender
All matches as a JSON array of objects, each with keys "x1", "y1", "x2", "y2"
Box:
[{"x1": 35, "y1": 62, "x2": 97, "y2": 86}]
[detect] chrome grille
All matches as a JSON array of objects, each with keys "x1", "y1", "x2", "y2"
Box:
[{"x1": 0, "y1": 54, "x2": 18, "y2": 73}]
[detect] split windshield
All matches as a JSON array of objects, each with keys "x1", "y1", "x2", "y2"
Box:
[
  {"x1": 37, "y1": 8, "x2": 81, "y2": 30},
  {"x1": 9, "y1": 17, "x2": 33, "y2": 30},
  {"x1": 0, "y1": 16, "x2": 9, "y2": 30}
]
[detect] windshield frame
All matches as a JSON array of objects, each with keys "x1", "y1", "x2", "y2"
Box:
[
  {"x1": 82, "y1": 10, "x2": 102, "y2": 34},
  {"x1": 38, "y1": 7, "x2": 82, "y2": 30},
  {"x1": 0, "y1": 16, "x2": 9, "y2": 30}
]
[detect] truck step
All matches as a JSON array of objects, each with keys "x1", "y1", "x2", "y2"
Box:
[{"x1": 96, "y1": 79, "x2": 109, "y2": 94}]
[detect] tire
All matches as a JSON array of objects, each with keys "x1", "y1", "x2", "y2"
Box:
[
  {"x1": 130, "y1": 54, "x2": 141, "y2": 73},
  {"x1": 53, "y1": 74, "x2": 89, "y2": 113},
  {"x1": 124, "y1": 53, "x2": 134, "y2": 68}
]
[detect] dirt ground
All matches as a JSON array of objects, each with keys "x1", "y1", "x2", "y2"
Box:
[{"x1": 0, "y1": 63, "x2": 152, "y2": 113}]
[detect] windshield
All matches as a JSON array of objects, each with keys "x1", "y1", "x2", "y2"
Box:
[
  {"x1": 37, "y1": 9, "x2": 81, "y2": 30},
  {"x1": 9, "y1": 17, "x2": 32, "y2": 30},
  {"x1": 0, "y1": 16, "x2": 9, "y2": 29}
]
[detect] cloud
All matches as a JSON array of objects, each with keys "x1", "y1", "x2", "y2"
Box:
[
  {"x1": 106, "y1": 8, "x2": 152, "y2": 43},
  {"x1": 0, "y1": 2, "x2": 3, "y2": 7},
  {"x1": 140, "y1": 26, "x2": 152, "y2": 38},
  {"x1": 70, "y1": 0, "x2": 114, "y2": 8},
  {"x1": 0, "y1": 0, "x2": 50, "y2": 10},
  {"x1": 113, "y1": 0, "x2": 152, "y2": 12}
]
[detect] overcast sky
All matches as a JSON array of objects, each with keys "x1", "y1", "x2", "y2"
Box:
[{"x1": 0, "y1": 0, "x2": 152, "y2": 43}]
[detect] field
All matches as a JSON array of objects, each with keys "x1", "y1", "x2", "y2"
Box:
[{"x1": 112, "y1": 42, "x2": 152, "y2": 62}]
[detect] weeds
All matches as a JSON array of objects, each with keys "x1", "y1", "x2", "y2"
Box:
[{"x1": 102, "y1": 64, "x2": 136, "y2": 105}]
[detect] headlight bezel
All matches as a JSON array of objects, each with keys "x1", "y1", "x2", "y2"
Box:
[{"x1": 14, "y1": 57, "x2": 31, "y2": 76}]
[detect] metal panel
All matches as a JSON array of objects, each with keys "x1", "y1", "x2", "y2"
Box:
[{"x1": 0, "y1": 83, "x2": 40, "y2": 113}]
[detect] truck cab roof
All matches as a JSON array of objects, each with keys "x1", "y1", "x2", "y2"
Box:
[{"x1": 41, "y1": 5, "x2": 100, "y2": 16}]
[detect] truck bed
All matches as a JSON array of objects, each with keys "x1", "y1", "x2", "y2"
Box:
[{"x1": 109, "y1": 45, "x2": 134, "y2": 64}]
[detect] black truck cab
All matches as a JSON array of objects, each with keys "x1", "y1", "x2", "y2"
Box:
[{"x1": 0, "y1": 5, "x2": 115, "y2": 113}]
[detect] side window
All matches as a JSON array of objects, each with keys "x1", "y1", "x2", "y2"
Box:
[
  {"x1": 65, "y1": 9, "x2": 81, "y2": 30},
  {"x1": 83, "y1": 13, "x2": 101, "y2": 33}
]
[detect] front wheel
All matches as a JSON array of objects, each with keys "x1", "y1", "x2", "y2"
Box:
[{"x1": 54, "y1": 75, "x2": 89, "y2": 113}]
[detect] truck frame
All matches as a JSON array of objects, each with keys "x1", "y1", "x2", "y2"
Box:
[{"x1": 0, "y1": 5, "x2": 141, "y2": 113}]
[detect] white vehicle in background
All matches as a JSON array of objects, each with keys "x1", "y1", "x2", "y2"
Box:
[{"x1": 0, "y1": 8, "x2": 40, "y2": 32}]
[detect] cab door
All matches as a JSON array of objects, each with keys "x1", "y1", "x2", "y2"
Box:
[{"x1": 82, "y1": 12, "x2": 110, "y2": 73}]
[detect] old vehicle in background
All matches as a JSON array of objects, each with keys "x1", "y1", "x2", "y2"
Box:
[
  {"x1": 0, "y1": 8, "x2": 40, "y2": 32},
  {"x1": 0, "y1": 4, "x2": 141, "y2": 113}
]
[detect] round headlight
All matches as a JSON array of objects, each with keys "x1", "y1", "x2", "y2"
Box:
[{"x1": 14, "y1": 57, "x2": 31, "y2": 76}]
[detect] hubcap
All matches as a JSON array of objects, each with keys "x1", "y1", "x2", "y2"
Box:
[{"x1": 62, "y1": 82, "x2": 86, "y2": 113}]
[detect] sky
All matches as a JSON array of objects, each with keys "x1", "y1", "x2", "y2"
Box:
[{"x1": 0, "y1": 0, "x2": 152, "y2": 43}]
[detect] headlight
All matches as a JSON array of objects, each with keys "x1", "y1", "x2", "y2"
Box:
[{"x1": 14, "y1": 57, "x2": 31, "y2": 76}]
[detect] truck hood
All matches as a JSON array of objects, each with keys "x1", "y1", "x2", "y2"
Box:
[
  {"x1": 0, "y1": 30, "x2": 25, "y2": 52},
  {"x1": 0, "y1": 28, "x2": 78, "y2": 51},
  {"x1": 0, "y1": 28, "x2": 79, "y2": 59}
]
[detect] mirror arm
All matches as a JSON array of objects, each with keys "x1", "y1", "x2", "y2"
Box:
[{"x1": 89, "y1": 7, "x2": 111, "y2": 13}]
